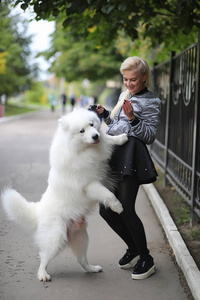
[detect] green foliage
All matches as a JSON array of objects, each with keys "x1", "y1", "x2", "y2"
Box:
[
  {"x1": 41, "y1": 14, "x2": 199, "y2": 84},
  {"x1": 13, "y1": 0, "x2": 200, "y2": 50},
  {"x1": 41, "y1": 18, "x2": 124, "y2": 82},
  {"x1": 0, "y1": 3, "x2": 36, "y2": 97},
  {"x1": 23, "y1": 82, "x2": 47, "y2": 104},
  {"x1": 9, "y1": 0, "x2": 199, "y2": 83},
  {"x1": 115, "y1": 26, "x2": 199, "y2": 64}
]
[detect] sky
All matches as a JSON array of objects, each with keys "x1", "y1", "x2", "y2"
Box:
[
  {"x1": 28, "y1": 19, "x2": 55, "y2": 79},
  {"x1": 13, "y1": 6, "x2": 55, "y2": 80}
]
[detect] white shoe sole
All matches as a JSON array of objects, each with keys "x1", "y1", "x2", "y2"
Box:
[
  {"x1": 131, "y1": 265, "x2": 156, "y2": 280},
  {"x1": 118, "y1": 255, "x2": 140, "y2": 269}
]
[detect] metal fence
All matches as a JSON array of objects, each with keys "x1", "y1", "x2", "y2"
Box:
[{"x1": 150, "y1": 33, "x2": 200, "y2": 226}]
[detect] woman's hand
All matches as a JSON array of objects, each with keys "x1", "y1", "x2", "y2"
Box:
[
  {"x1": 122, "y1": 100, "x2": 135, "y2": 120},
  {"x1": 96, "y1": 105, "x2": 105, "y2": 115}
]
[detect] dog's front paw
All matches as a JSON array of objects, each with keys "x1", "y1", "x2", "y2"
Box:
[
  {"x1": 117, "y1": 133, "x2": 128, "y2": 145},
  {"x1": 37, "y1": 270, "x2": 51, "y2": 282},
  {"x1": 110, "y1": 201, "x2": 123, "y2": 214}
]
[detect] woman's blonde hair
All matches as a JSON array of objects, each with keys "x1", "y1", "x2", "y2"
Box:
[{"x1": 110, "y1": 56, "x2": 153, "y2": 119}]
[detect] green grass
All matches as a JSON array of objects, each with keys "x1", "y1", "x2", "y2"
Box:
[
  {"x1": 4, "y1": 104, "x2": 37, "y2": 117},
  {"x1": 155, "y1": 168, "x2": 191, "y2": 225},
  {"x1": 189, "y1": 228, "x2": 200, "y2": 240}
]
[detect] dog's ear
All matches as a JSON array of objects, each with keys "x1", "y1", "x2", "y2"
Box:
[{"x1": 58, "y1": 116, "x2": 69, "y2": 131}]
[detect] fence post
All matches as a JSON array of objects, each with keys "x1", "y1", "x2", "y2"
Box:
[
  {"x1": 163, "y1": 51, "x2": 175, "y2": 187},
  {"x1": 190, "y1": 31, "x2": 200, "y2": 226}
]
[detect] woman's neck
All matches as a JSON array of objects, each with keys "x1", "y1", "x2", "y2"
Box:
[{"x1": 130, "y1": 87, "x2": 148, "y2": 96}]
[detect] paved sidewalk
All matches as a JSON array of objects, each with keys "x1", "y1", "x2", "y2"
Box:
[
  {"x1": 143, "y1": 184, "x2": 200, "y2": 300},
  {"x1": 0, "y1": 109, "x2": 198, "y2": 300}
]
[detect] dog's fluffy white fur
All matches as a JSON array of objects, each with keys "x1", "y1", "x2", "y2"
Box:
[{"x1": 1, "y1": 108, "x2": 128, "y2": 281}]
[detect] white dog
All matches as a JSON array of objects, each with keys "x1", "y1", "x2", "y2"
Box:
[{"x1": 2, "y1": 108, "x2": 128, "y2": 282}]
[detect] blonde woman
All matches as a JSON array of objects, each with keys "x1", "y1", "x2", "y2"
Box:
[{"x1": 96, "y1": 56, "x2": 161, "y2": 280}]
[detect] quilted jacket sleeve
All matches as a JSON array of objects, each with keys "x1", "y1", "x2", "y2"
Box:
[{"x1": 129, "y1": 97, "x2": 161, "y2": 144}]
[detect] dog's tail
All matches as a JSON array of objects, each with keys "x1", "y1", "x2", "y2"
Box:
[{"x1": 1, "y1": 188, "x2": 38, "y2": 232}]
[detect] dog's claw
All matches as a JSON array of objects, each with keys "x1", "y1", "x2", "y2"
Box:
[
  {"x1": 37, "y1": 271, "x2": 51, "y2": 282},
  {"x1": 110, "y1": 202, "x2": 123, "y2": 214}
]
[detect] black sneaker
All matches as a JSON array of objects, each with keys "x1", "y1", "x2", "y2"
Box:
[
  {"x1": 118, "y1": 249, "x2": 139, "y2": 269},
  {"x1": 132, "y1": 255, "x2": 156, "y2": 279}
]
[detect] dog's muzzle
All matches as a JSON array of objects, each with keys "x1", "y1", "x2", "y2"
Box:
[{"x1": 92, "y1": 134, "x2": 100, "y2": 144}]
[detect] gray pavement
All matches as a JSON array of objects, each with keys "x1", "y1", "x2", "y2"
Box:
[{"x1": 0, "y1": 109, "x2": 197, "y2": 300}]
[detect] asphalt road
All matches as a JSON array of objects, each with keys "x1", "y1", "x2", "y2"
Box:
[{"x1": 0, "y1": 109, "x2": 192, "y2": 300}]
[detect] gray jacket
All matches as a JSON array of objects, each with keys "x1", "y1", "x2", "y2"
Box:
[{"x1": 104, "y1": 90, "x2": 161, "y2": 145}]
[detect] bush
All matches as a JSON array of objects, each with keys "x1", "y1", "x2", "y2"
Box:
[{"x1": 23, "y1": 82, "x2": 47, "y2": 105}]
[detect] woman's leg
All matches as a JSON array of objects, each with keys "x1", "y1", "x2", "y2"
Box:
[
  {"x1": 117, "y1": 176, "x2": 155, "y2": 279},
  {"x1": 100, "y1": 176, "x2": 155, "y2": 278},
  {"x1": 100, "y1": 204, "x2": 137, "y2": 253},
  {"x1": 118, "y1": 176, "x2": 149, "y2": 258},
  {"x1": 100, "y1": 176, "x2": 149, "y2": 258}
]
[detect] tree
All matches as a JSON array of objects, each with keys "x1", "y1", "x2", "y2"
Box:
[
  {"x1": 41, "y1": 13, "x2": 198, "y2": 84},
  {"x1": 42, "y1": 19, "x2": 124, "y2": 82},
  {"x1": 12, "y1": 0, "x2": 200, "y2": 49},
  {"x1": 11, "y1": 0, "x2": 200, "y2": 87},
  {"x1": 0, "y1": 3, "x2": 37, "y2": 98}
]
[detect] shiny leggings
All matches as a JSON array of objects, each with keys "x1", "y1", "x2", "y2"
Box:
[{"x1": 100, "y1": 175, "x2": 149, "y2": 258}]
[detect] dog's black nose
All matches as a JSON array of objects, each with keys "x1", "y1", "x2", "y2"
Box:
[{"x1": 92, "y1": 134, "x2": 99, "y2": 141}]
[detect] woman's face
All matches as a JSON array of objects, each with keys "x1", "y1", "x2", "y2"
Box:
[{"x1": 122, "y1": 69, "x2": 147, "y2": 95}]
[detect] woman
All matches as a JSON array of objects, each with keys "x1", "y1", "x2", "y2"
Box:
[{"x1": 96, "y1": 56, "x2": 161, "y2": 280}]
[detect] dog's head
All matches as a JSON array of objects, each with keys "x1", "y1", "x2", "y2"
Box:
[{"x1": 58, "y1": 108, "x2": 101, "y2": 147}]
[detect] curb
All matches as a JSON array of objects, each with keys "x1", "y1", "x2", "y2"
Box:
[{"x1": 143, "y1": 183, "x2": 200, "y2": 300}]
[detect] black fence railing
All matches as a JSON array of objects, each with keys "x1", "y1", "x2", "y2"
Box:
[{"x1": 150, "y1": 33, "x2": 200, "y2": 226}]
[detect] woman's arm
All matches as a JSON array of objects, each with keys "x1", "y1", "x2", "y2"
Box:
[{"x1": 129, "y1": 98, "x2": 161, "y2": 145}]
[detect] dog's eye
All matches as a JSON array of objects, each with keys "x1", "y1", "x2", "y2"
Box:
[
  {"x1": 89, "y1": 122, "x2": 94, "y2": 127},
  {"x1": 80, "y1": 129, "x2": 85, "y2": 133}
]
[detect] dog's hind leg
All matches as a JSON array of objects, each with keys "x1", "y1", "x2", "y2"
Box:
[
  {"x1": 69, "y1": 224, "x2": 102, "y2": 273},
  {"x1": 37, "y1": 251, "x2": 53, "y2": 282},
  {"x1": 35, "y1": 223, "x2": 67, "y2": 281}
]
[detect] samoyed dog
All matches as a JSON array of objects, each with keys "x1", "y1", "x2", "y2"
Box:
[{"x1": 2, "y1": 108, "x2": 128, "y2": 282}]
